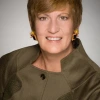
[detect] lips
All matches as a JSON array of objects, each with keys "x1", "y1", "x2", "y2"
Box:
[{"x1": 46, "y1": 37, "x2": 62, "y2": 41}]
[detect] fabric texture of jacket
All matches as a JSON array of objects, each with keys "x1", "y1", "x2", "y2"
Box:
[{"x1": 0, "y1": 39, "x2": 100, "y2": 100}]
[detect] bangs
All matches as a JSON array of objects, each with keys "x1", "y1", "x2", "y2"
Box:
[{"x1": 32, "y1": 0, "x2": 73, "y2": 14}]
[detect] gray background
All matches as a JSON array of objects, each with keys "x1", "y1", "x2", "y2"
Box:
[{"x1": 0, "y1": 0, "x2": 100, "y2": 66}]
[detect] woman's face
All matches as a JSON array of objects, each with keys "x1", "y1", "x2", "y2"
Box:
[{"x1": 35, "y1": 6, "x2": 74, "y2": 55}]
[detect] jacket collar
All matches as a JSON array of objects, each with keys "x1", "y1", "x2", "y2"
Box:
[
  {"x1": 61, "y1": 39, "x2": 88, "y2": 70},
  {"x1": 60, "y1": 39, "x2": 96, "y2": 89}
]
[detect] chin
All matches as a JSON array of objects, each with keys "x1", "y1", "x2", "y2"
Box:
[
  {"x1": 44, "y1": 48, "x2": 65, "y2": 55},
  {"x1": 47, "y1": 51, "x2": 61, "y2": 54}
]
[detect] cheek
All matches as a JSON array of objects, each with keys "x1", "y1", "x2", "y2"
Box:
[
  {"x1": 61, "y1": 26, "x2": 74, "y2": 37},
  {"x1": 35, "y1": 22, "x2": 41, "y2": 33},
  {"x1": 59, "y1": 20, "x2": 74, "y2": 35},
  {"x1": 35, "y1": 22, "x2": 47, "y2": 36}
]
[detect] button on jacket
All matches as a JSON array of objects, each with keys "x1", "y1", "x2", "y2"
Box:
[{"x1": 0, "y1": 40, "x2": 100, "y2": 100}]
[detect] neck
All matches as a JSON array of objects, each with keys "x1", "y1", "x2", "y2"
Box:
[
  {"x1": 40, "y1": 53, "x2": 61, "y2": 72},
  {"x1": 40, "y1": 45, "x2": 73, "y2": 72}
]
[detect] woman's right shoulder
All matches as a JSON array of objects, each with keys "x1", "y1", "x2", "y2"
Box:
[
  {"x1": 0, "y1": 44, "x2": 40, "y2": 88},
  {"x1": 1, "y1": 44, "x2": 39, "y2": 60},
  {"x1": 0, "y1": 44, "x2": 39, "y2": 70},
  {"x1": 0, "y1": 44, "x2": 39, "y2": 98}
]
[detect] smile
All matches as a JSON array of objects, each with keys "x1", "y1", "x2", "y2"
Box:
[{"x1": 46, "y1": 37, "x2": 62, "y2": 41}]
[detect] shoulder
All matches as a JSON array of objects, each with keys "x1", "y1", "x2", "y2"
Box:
[
  {"x1": 0, "y1": 44, "x2": 40, "y2": 92},
  {"x1": 0, "y1": 44, "x2": 40, "y2": 96},
  {"x1": 72, "y1": 40, "x2": 100, "y2": 99},
  {"x1": 62, "y1": 39, "x2": 100, "y2": 89},
  {"x1": 0, "y1": 44, "x2": 40, "y2": 82},
  {"x1": 0, "y1": 44, "x2": 40, "y2": 70},
  {"x1": 1, "y1": 44, "x2": 39, "y2": 58},
  {"x1": 76, "y1": 39, "x2": 100, "y2": 73},
  {"x1": 66, "y1": 40, "x2": 100, "y2": 99}
]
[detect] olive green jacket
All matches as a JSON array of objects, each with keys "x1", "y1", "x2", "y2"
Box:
[{"x1": 0, "y1": 40, "x2": 100, "y2": 100}]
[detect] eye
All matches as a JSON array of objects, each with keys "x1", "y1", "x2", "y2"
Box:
[
  {"x1": 38, "y1": 17, "x2": 47, "y2": 21},
  {"x1": 60, "y1": 16, "x2": 68, "y2": 20}
]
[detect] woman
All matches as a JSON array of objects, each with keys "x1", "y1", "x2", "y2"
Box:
[{"x1": 0, "y1": 0, "x2": 100, "y2": 100}]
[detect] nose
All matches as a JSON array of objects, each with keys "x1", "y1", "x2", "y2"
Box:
[{"x1": 48, "y1": 19, "x2": 60, "y2": 34}]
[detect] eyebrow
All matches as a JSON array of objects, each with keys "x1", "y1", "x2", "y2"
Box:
[
  {"x1": 59, "y1": 13, "x2": 70, "y2": 16},
  {"x1": 37, "y1": 13, "x2": 70, "y2": 17}
]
